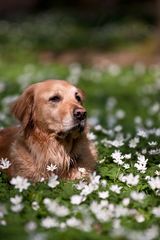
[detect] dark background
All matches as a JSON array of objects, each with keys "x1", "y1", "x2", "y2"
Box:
[
  {"x1": 0, "y1": 0, "x2": 160, "y2": 66},
  {"x1": 0, "y1": 0, "x2": 159, "y2": 23}
]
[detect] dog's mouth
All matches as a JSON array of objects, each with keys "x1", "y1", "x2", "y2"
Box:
[
  {"x1": 57, "y1": 120, "x2": 86, "y2": 139},
  {"x1": 71, "y1": 120, "x2": 86, "y2": 132}
]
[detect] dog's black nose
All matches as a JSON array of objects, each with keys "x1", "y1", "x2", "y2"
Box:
[{"x1": 73, "y1": 108, "x2": 87, "y2": 121}]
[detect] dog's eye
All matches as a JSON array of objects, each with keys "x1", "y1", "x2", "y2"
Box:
[
  {"x1": 75, "y1": 94, "x2": 82, "y2": 103},
  {"x1": 49, "y1": 95, "x2": 61, "y2": 103}
]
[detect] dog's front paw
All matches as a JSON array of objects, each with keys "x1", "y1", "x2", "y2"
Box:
[{"x1": 68, "y1": 167, "x2": 90, "y2": 180}]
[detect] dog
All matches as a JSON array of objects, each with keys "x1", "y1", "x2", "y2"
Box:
[{"x1": 0, "y1": 80, "x2": 97, "y2": 182}]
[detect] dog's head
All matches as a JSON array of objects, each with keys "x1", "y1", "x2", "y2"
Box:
[{"x1": 11, "y1": 80, "x2": 87, "y2": 138}]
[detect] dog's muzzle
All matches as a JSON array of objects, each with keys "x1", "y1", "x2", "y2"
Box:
[
  {"x1": 73, "y1": 108, "x2": 87, "y2": 122},
  {"x1": 73, "y1": 107, "x2": 87, "y2": 132},
  {"x1": 57, "y1": 108, "x2": 87, "y2": 139}
]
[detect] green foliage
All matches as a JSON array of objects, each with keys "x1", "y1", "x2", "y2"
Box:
[{"x1": 0, "y1": 12, "x2": 152, "y2": 56}]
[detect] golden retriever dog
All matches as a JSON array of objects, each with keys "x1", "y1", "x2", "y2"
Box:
[{"x1": 0, "y1": 80, "x2": 97, "y2": 181}]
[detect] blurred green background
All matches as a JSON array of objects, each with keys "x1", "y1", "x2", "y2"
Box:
[{"x1": 0, "y1": 0, "x2": 160, "y2": 66}]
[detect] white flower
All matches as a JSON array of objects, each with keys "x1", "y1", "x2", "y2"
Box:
[
  {"x1": 81, "y1": 184, "x2": 92, "y2": 196},
  {"x1": 148, "y1": 176, "x2": 160, "y2": 190},
  {"x1": 32, "y1": 201, "x2": 40, "y2": 211},
  {"x1": 100, "y1": 200, "x2": 109, "y2": 207},
  {"x1": 10, "y1": 176, "x2": 31, "y2": 192},
  {"x1": 155, "y1": 170, "x2": 160, "y2": 176},
  {"x1": 94, "y1": 124, "x2": 103, "y2": 131},
  {"x1": 114, "y1": 125, "x2": 122, "y2": 132},
  {"x1": 134, "y1": 154, "x2": 148, "y2": 173},
  {"x1": 43, "y1": 198, "x2": 69, "y2": 217},
  {"x1": 145, "y1": 175, "x2": 151, "y2": 180},
  {"x1": 41, "y1": 217, "x2": 58, "y2": 229},
  {"x1": 98, "y1": 191, "x2": 109, "y2": 199},
  {"x1": 105, "y1": 133, "x2": 125, "y2": 148},
  {"x1": 114, "y1": 205, "x2": 129, "y2": 218},
  {"x1": 10, "y1": 195, "x2": 22, "y2": 205},
  {"x1": 70, "y1": 195, "x2": 86, "y2": 205},
  {"x1": 0, "y1": 82, "x2": 5, "y2": 92},
  {"x1": 59, "y1": 222, "x2": 66, "y2": 230},
  {"x1": 135, "y1": 214, "x2": 145, "y2": 223},
  {"x1": 110, "y1": 184, "x2": 122, "y2": 194},
  {"x1": 148, "y1": 141, "x2": 157, "y2": 146},
  {"x1": 152, "y1": 206, "x2": 160, "y2": 217},
  {"x1": 122, "y1": 198, "x2": 130, "y2": 206},
  {"x1": 149, "y1": 148, "x2": 160, "y2": 155},
  {"x1": 10, "y1": 195, "x2": 24, "y2": 213},
  {"x1": 77, "y1": 172, "x2": 101, "y2": 197},
  {"x1": 134, "y1": 116, "x2": 142, "y2": 125},
  {"x1": 46, "y1": 164, "x2": 57, "y2": 172},
  {"x1": 137, "y1": 129, "x2": 148, "y2": 138},
  {"x1": 124, "y1": 154, "x2": 131, "y2": 159},
  {"x1": 99, "y1": 158, "x2": 105, "y2": 164},
  {"x1": 48, "y1": 174, "x2": 59, "y2": 188},
  {"x1": 129, "y1": 137, "x2": 139, "y2": 148},
  {"x1": 149, "y1": 102, "x2": 159, "y2": 115},
  {"x1": 123, "y1": 163, "x2": 130, "y2": 169},
  {"x1": 107, "y1": 64, "x2": 121, "y2": 76},
  {"x1": 11, "y1": 203, "x2": 24, "y2": 213},
  {"x1": 115, "y1": 109, "x2": 125, "y2": 119},
  {"x1": 0, "y1": 220, "x2": 7, "y2": 226},
  {"x1": 112, "y1": 219, "x2": 121, "y2": 229},
  {"x1": 87, "y1": 132, "x2": 97, "y2": 141},
  {"x1": 89, "y1": 172, "x2": 101, "y2": 186},
  {"x1": 0, "y1": 158, "x2": 11, "y2": 169},
  {"x1": 108, "y1": 138, "x2": 124, "y2": 148},
  {"x1": 130, "y1": 191, "x2": 145, "y2": 201},
  {"x1": 145, "y1": 118, "x2": 153, "y2": 127},
  {"x1": 66, "y1": 217, "x2": 81, "y2": 228},
  {"x1": 56, "y1": 205, "x2": 70, "y2": 217},
  {"x1": 75, "y1": 172, "x2": 100, "y2": 197},
  {"x1": 0, "y1": 204, "x2": 7, "y2": 218},
  {"x1": 101, "y1": 179, "x2": 107, "y2": 187},
  {"x1": 111, "y1": 150, "x2": 124, "y2": 165},
  {"x1": 142, "y1": 148, "x2": 147, "y2": 154},
  {"x1": 106, "y1": 97, "x2": 117, "y2": 110},
  {"x1": 119, "y1": 173, "x2": 139, "y2": 186},
  {"x1": 88, "y1": 117, "x2": 99, "y2": 126},
  {"x1": 80, "y1": 184, "x2": 95, "y2": 196},
  {"x1": 25, "y1": 221, "x2": 37, "y2": 232},
  {"x1": 74, "y1": 180, "x2": 87, "y2": 190},
  {"x1": 155, "y1": 128, "x2": 160, "y2": 137},
  {"x1": 90, "y1": 201, "x2": 111, "y2": 222}
]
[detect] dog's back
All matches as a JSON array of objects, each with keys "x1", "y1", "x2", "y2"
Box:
[{"x1": 0, "y1": 127, "x2": 18, "y2": 159}]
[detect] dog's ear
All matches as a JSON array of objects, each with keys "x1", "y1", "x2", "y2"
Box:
[{"x1": 11, "y1": 85, "x2": 35, "y2": 129}]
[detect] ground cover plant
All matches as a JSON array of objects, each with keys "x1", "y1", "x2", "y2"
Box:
[{"x1": 0, "y1": 60, "x2": 160, "y2": 240}]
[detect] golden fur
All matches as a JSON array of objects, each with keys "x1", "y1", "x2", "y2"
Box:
[{"x1": 0, "y1": 80, "x2": 97, "y2": 181}]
